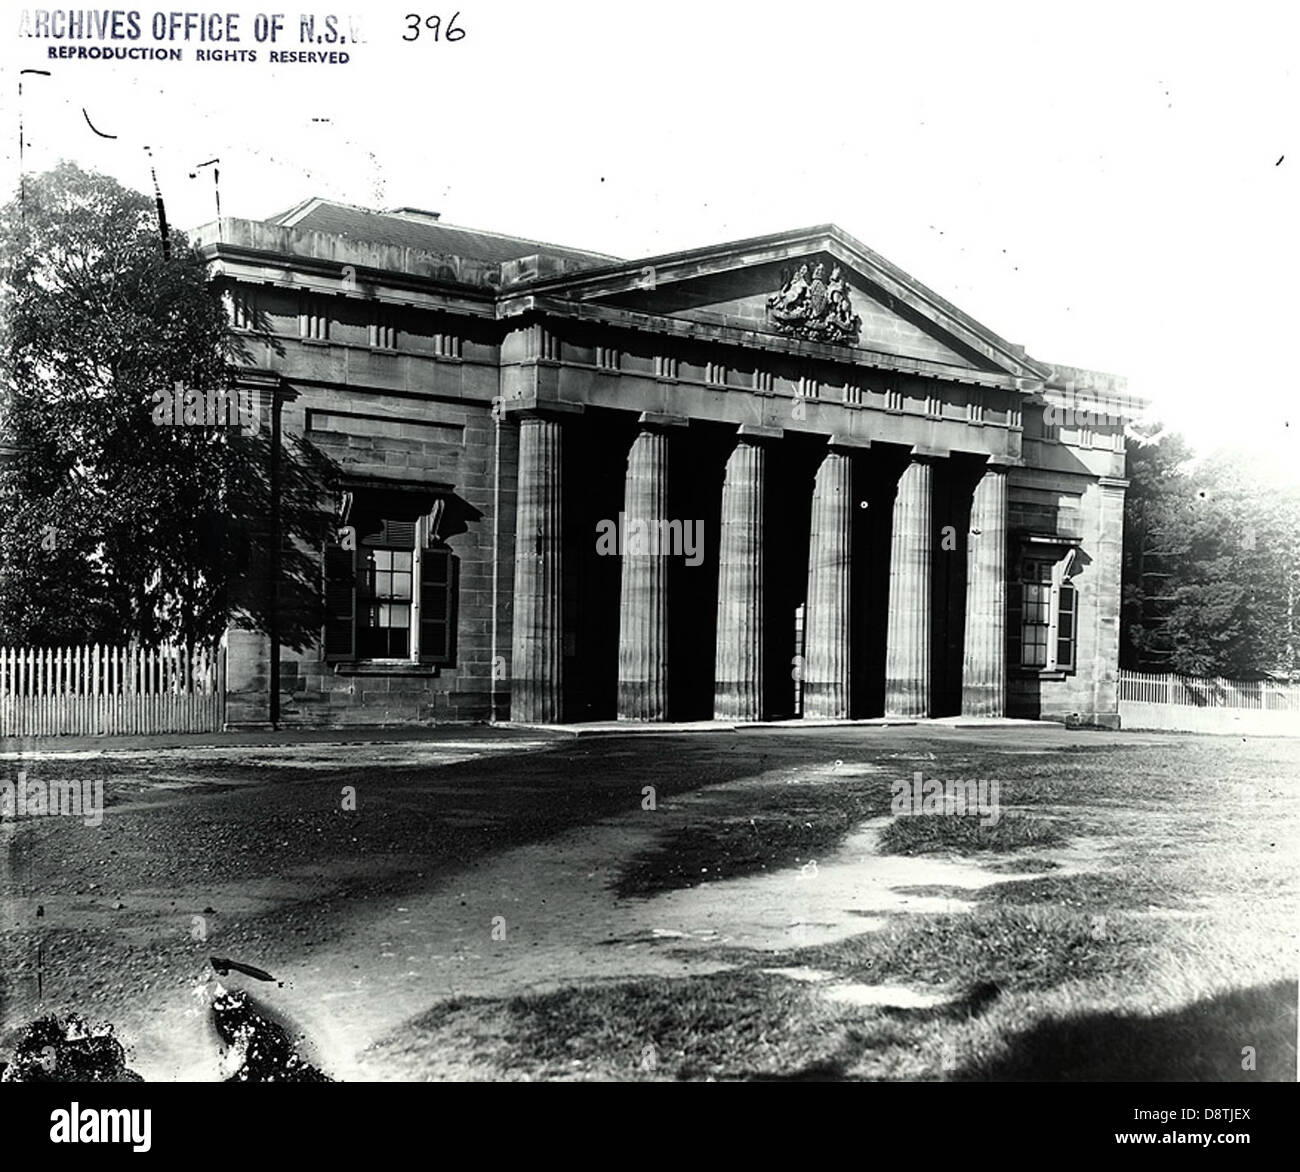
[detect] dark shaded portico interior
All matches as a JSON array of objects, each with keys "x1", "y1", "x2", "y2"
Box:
[{"x1": 557, "y1": 412, "x2": 986, "y2": 722}]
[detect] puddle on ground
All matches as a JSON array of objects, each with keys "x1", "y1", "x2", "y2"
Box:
[
  {"x1": 761, "y1": 966, "x2": 836, "y2": 983},
  {"x1": 820, "y1": 983, "x2": 951, "y2": 1009},
  {"x1": 625, "y1": 816, "x2": 1074, "y2": 952}
]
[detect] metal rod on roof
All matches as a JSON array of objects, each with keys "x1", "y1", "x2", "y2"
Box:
[{"x1": 191, "y1": 158, "x2": 221, "y2": 223}]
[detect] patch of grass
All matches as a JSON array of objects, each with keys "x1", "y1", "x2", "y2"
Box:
[
  {"x1": 889, "y1": 885, "x2": 975, "y2": 900},
  {"x1": 981, "y1": 856, "x2": 1059, "y2": 873},
  {"x1": 367, "y1": 971, "x2": 857, "y2": 1081},
  {"x1": 976, "y1": 870, "x2": 1197, "y2": 912},
  {"x1": 795, "y1": 904, "x2": 1157, "y2": 992},
  {"x1": 877, "y1": 812, "x2": 1067, "y2": 856}
]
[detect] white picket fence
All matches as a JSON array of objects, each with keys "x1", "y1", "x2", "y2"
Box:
[
  {"x1": 1118, "y1": 669, "x2": 1300, "y2": 735},
  {"x1": 0, "y1": 643, "x2": 226, "y2": 737},
  {"x1": 1118, "y1": 670, "x2": 1300, "y2": 709}
]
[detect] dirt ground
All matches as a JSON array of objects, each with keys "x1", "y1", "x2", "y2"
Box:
[{"x1": 1, "y1": 723, "x2": 1296, "y2": 1081}]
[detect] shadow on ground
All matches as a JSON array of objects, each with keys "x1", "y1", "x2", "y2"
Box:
[
  {"x1": 955, "y1": 979, "x2": 1297, "y2": 1081},
  {"x1": 727, "y1": 980, "x2": 1297, "y2": 1082}
]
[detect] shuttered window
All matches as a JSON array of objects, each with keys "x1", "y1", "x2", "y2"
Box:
[
  {"x1": 1020, "y1": 561, "x2": 1053, "y2": 668},
  {"x1": 1012, "y1": 551, "x2": 1079, "y2": 673},
  {"x1": 359, "y1": 545, "x2": 413, "y2": 659},
  {"x1": 322, "y1": 506, "x2": 456, "y2": 665}
]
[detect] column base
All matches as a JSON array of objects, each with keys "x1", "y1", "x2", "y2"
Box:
[
  {"x1": 884, "y1": 681, "x2": 929, "y2": 719},
  {"x1": 617, "y1": 682, "x2": 666, "y2": 722},
  {"x1": 802, "y1": 681, "x2": 850, "y2": 721},
  {"x1": 714, "y1": 685, "x2": 762, "y2": 722},
  {"x1": 960, "y1": 684, "x2": 1004, "y2": 719}
]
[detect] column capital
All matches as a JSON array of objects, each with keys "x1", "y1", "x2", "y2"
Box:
[
  {"x1": 734, "y1": 423, "x2": 783, "y2": 443},
  {"x1": 949, "y1": 448, "x2": 1020, "y2": 470},
  {"x1": 826, "y1": 433, "x2": 872, "y2": 452},
  {"x1": 637, "y1": 412, "x2": 690, "y2": 430},
  {"x1": 507, "y1": 400, "x2": 585, "y2": 422},
  {"x1": 908, "y1": 444, "x2": 946, "y2": 462}
]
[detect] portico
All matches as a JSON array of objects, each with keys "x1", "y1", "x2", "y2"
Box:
[
  {"x1": 504, "y1": 410, "x2": 1016, "y2": 725},
  {"x1": 495, "y1": 224, "x2": 1058, "y2": 725}
]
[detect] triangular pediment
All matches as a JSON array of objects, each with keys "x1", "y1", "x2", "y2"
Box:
[{"x1": 516, "y1": 226, "x2": 1048, "y2": 381}]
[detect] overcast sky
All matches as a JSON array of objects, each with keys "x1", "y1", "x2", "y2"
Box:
[{"x1": 4, "y1": 0, "x2": 1296, "y2": 476}]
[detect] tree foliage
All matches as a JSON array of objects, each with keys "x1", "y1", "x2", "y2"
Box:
[
  {"x1": 1122, "y1": 426, "x2": 1299, "y2": 678},
  {"x1": 0, "y1": 162, "x2": 334, "y2": 649}
]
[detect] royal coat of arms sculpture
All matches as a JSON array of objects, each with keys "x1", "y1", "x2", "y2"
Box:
[{"x1": 766, "y1": 261, "x2": 862, "y2": 345}]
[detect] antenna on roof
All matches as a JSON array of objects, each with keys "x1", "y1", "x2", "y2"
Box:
[{"x1": 189, "y1": 158, "x2": 221, "y2": 222}]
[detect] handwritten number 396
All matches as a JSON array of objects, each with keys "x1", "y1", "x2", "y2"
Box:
[{"x1": 404, "y1": 13, "x2": 465, "y2": 41}]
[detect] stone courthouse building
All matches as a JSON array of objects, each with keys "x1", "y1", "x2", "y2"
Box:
[{"x1": 195, "y1": 200, "x2": 1137, "y2": 729}]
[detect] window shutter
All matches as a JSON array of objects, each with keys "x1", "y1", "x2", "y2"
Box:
[
  {"x1": 1056, "y1": 582, "x2": 1077, "y2": 671},
  {"x1": 1007, "y1": 579, "x2": 1023, "y2": 668},
  {"x1": 362, "y1": 519, "x2": 416, "y2": 548},
  {"x1": 419, "y1": 547, "x2": 456, "y2": 664},
  {"x1": 324, "y1": 542, "x2": 357, "y2": 661}
]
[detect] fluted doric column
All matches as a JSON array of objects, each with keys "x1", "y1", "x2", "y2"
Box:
[
  {"x1": 962, "y1": 464, "x2": 1008, "y2": 716},
  {"x1": 885, "y1": 454, "x2": 934, "y2": 717},
  {"x1": 511, "y1": 414, "x2": 563, "y2": 722},
  {"x1": 714, "y1": 432, "x2": 768, "y2": 721},
  {"x1": 802, "y1": 446, "x2": 853, "y2": 719},
  {"x1": 618, "y1": 419, "x2": 672, "y2": 720}
]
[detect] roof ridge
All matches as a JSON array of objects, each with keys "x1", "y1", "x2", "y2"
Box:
[
  {"x1": 269, "y1": 197, "x2": 620, "y2": 261},
  {"x1": 409, "y1": 216, "x2": 622, "y2": 261},
  {"x1": 265, "y1": 195, "x2": 330, "y2": 226}
]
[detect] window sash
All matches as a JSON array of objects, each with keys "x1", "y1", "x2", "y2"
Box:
[
  {"x1": 325, "y1": 508, "x2": 456, "y2": 665},
  {"x1": 1015, "y1": 554, "x2": 1078, "y2": 672}
]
